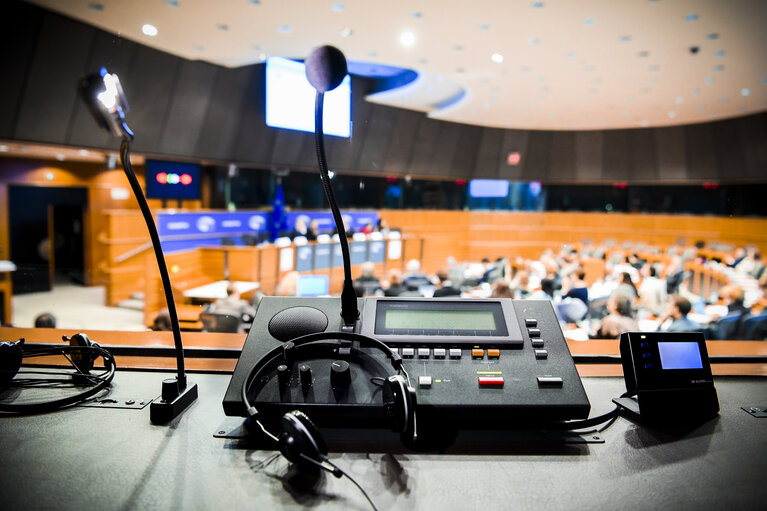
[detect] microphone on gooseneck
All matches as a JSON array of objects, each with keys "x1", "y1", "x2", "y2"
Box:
[{"x1": 305, "y1": 45, "x2": 359, "y2": 329}]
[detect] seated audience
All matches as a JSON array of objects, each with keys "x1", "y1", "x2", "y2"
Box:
[
  {"x1": 289, "y1": 218, "x2": 309, "y2": 240},
  {"x1": 402, "y1": 259, "x2": 431, "y2": 289},
  {"x1": 34, "y1": 312, "x2": 57, "y2": 328},
  {"x1": 354, "y1": 262, "x2": 381, "y2": 296},
  {"x1": 384, "y1": 270, "x2": 407, "y2": 297},
  {"x1": 665, "y1": 256, "x2": 686, "y2": 295},
  {"x1": 510, "y1": 269, "x2": 532, "y2": 299},
  {"x1": 213, "y1": 283, "x2": 256, "y2": 332},
  {"x1": 490, "y1": 280, "x2": 514, "y2": 299},
  {"x1": 617, "y1": 272, "x2": 639, "y2": 302},
  {"x1": 637, "y1": 263, "x2": 667, "y2": 316},
  {"x1": 562, "y1": 268, "x2": 589, "y2": 307},
  {"x1": 657, "y1": 296, "x2": 700, "y2": 332},
  {"x1": 151, "y1": 309, "x2": 172, "y2": 331},
  {"x1": 597, "y1": 290, "x2": 639, "y2": 338},
  {"x1": 433, "y1": 270, "x2": 461, "y2": 297},
  {"x1": 306, "y1": 220, "x2": 320, "y2": 241}
]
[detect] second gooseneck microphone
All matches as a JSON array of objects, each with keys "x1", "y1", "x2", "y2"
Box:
[{"x1": 305, "y1": 45, "x2": 359, "y2": 328}]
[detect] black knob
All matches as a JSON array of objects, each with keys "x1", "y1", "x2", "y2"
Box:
[
  {"x1": 277, "y1": 364, "x2": 290, "y2": 387},
  {"x1": 330, "y1": 360, "x2": 351, "y2": 387},
  {"x1": 299, "y1": 364, "x2": 312, "y2": 389}
]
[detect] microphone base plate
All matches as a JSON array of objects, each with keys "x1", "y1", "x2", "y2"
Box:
[{"x1": 150, "y1": 382, "x2": 198, "y2": 424}]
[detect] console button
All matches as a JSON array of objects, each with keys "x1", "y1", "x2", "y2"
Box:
[
  {"x1": 418, "y1": 348, "x2": 430, "y2": 358},
  {"x1": 433, "y1": 348, "x2": 446, "y2": 358},
  {"x1": 531, "y1": 339, "x2": 544, "y2": 348},
  {"x1": 534, "y1": 349, "x2": 548, "y2": 359},
  {"x1": 528, "y1": 328, "x2": 541, "y2": 337},
  {"x1": 487, "y1": 348, "x2": 501, "y2": 358},
  {"x1": 418, "y1": 376, "x2": 432, "y2": 388},
  {"x1": 401, "y1": 347, "x2": 415, "y2": 358},
  {"x1": 478, "y1": 376, "x2": 504, "y2": 386},
  {"x1": 525, "y1": 318, "x2": 538, "y2": 327},
  {"x1": 449, "y1": 348, "x2": 462, "y2": 358},
  {"x1": 537, "y1": 376, "x2": 563, "y2": 387},
  {"x1": 471, "y1": 348, "x2": 485, "y2": 358}
]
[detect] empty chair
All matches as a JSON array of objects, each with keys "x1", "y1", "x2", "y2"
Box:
[
  {"x1": 199, "y1": 312, "x2": 240, "y2": 333},
  {"x1": 742, "y1": 314, "x2": 767, "y2": 340}
]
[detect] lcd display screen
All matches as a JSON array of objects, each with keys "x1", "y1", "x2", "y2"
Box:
[
  {"x1": 385, "y1": 309, "x2": 496, "y2": 331},
  {"x1": 266, "y1": 56, "x2": 351, "y2": 138},
  {"x1": 296, "y1": 274, "x2": 329, "y2": 297},
  {"x1": 657, "y1": 341, "x2": 703, "y2": 370},
  {"x1": 468, "y1": 179, "x2": 510, "y2": 198}
]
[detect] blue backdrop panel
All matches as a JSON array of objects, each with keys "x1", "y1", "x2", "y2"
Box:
[
  {"x1": 314, "y1": 244, "x2": 332, "y2": 269},
  {"x1": 295, "y1": 245, "x2": 314, "y2": 272},
  {"x1": 284, "y1": 211, "x2": 378, "y2": 233},
  {"x1": 157, "y1": 212, "x2": 269, "y2": 252},
  {"x1": 350, "y1": 241, "x2": 368, "y2": 265},
  {"x1": 369, "y1": 240, "x2": 385, "y2": 263}
]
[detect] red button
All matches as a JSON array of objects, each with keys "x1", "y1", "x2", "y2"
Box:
[{"x1": 478, "y1": 376, "x2": 504, "y2": 386}]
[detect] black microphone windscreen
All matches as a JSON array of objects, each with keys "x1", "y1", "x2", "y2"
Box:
[{"x1": 305, "y1": 45, "x2": 348, "y2": 93}]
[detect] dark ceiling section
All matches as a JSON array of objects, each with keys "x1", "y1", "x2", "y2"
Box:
[{"x1": 2, "y1": 0, "x2": 766, "y2": 184}]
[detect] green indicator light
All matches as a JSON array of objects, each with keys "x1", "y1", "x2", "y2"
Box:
[
  {"x1": 434, "y1": 379, "x2": 442, "y2": 383},
  {"x1": 476, "y1": 371, "x2": 503, "y2": 375},
  {"x1": 474, "y1": 345, "x2": 479, "y2": 348}
]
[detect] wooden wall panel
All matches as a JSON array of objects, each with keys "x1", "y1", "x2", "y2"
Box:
[
  {"x1": 473, "y1": 127, "x2": 504, "y2": 178},
  {"x1": 574, "y1": 131, "x2": 604, "y2": 181},
  {"x1": 655, "y1": 126, "x2": 687, "y2": 181},
  {"x1": 548, "y1": 131, "x2": 576, "y2": 182},
  {"x1": 685, "y1": 122, "x2": 720, "y2": 181},
  {"x1": 409, "y1": 117, "x2": 442, "y2": 176}
]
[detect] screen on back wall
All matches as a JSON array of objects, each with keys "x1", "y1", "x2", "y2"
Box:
[
  {"x1": 469, "y1": 179, "x2": 511, "y2": 198},
  {"x1": 265, "y1": 56, "x2": 351, "y2": 138},
  {"x1": 145, "y1": 160, "x2": 201, "y2": 200}
]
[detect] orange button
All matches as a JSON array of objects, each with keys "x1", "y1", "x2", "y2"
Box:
[
  {"x1": 471, "y1": 348, "x2": 484, "y2": 358},
  {"x1": 487, "y1": 349, "x2": 500, "y2": 358}
]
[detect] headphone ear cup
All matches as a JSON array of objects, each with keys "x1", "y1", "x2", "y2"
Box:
[
  {"x1": 279, "y1": 410, "x2": 327, "y2": 464},
  {"x1": 0, "y1": 339, "x2": 24, "y2": 388},
  {"x1": 382, "y1": 375, "x2": 415, "y2": 433},
  {"x1": 68, "y1": 333, "x2": 97, "y2": 374}
]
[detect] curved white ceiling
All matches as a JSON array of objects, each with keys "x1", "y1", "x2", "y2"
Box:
[{"x1": 29, "y1": 0, "x2": 767, "y2": 130}]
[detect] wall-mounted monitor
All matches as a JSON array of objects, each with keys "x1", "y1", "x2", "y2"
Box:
[
  {"x1": 265, "y1": 56, "x2": 351, "y2": 138},
  {"x1": 145, "y1": 160, "x2": 201, "y2": 200},
  {"x1": 296, "y1": 274, "x2": 330, "y2": 297},
  {"x1": 469, "y1": 179, "x2": 510, "y2": 198}
]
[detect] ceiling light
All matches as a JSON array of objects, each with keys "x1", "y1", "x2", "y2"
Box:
[
  {"x1": 277, "y1": 25, "x2": 292, "y2": 34},
  {"x1": 761, "y1": 78, "x2": 767, "y2": 85},
  {"x1": 638, "y1": 51, "x2": 649, "y2": 58},
  {"x1": 584, "y1": 18, "x2": 596, "y2": 26},
  {"x1": 721, "y1": 98, "x2": 729, "y2": 104},
  {"x1": 715, "y1": 50, "x2": 725, "y2": 57},
  {"x1": 56, "y1": 154, "x2": 65, "y2": 161},
  {"x1": 640, "y1": 120, "x2": 650, "y2": 127},
  {"x1": 675, "y1": 96, "x2": 683, "y2": 104},
  {"x1": 454, "y1": 45, "x2": 464, "y2": 51},
  {"x1": 528, "y1": 37, "x2": 539, "y2": 45},
  {"x1": 341, "y1": 27, "x2": 353, "y2": 37},
  {"x1": 691, "y1": 87, "x2": 700, "y2": 95},
  {"x1": 165, "y1": 0, "x2": 179, "y2": 6},
  {"x1": 258, "y1": 53, "x2": 267, "y2": 61},
  {"x1": 707, "y1": 33, "x2": 719, "y2": 40},
  {"x1": 331, "y1": 3, "x2": 345, "y2": 12},
  {"x1": 714, "y1": 65, "x2": 724, "y2": 71},
  {"x1": 668, "y1": 111, "x2": 677, "y2": 119},
  {"x1": 142, "y1": 24, "x2": 158, "y2": 36},
  {"x1": 78, "y1": 149, "x2": 90, "y2": 156},
  {"x1": 216, "y1": 24, "x2": 229, "y2": 31},
  {"x1": 411, "y1": 11, "x2": 422, "y2": 18},
  {"x1": 491, "y1": 53, "x2": 503, "y2": 63},
  {"x1": 478, "y1": 23, "x2": 490, "y2": 30},
  {"x1": 565, "y1": 52, "x2": 575, "y2": 58},
  {"x1": 697, "y1": 105, "x2": 704, "y2": 112},
  {"x1": 649, "y1": 65, "x2": 659, "y2": 71},
  {"x1": 194, "y1": 45, "x2": 204, "y2": 51},
  {"x1": 400, "y1": 31, "x2": 416, "y2": 46},
  {"x1": 532, "y1": 2, "x2": 544, "y2": 8},
  {"x1": 685, "y1": 14, "x2": 699, "y2": 22},
  {"x1": 705, "y1": 77, "x2": 714, "y2": 84},
  {"x1": 620, "y1": 35, "x2": 632, "y2": 42}
]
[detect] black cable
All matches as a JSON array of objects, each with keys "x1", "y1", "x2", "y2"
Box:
[
  {"x1": 0, "y1": 346, "x2": 116, "y2": 415},
  {"x1": 541, "y1": 392, "x2": 634, "y2": 431},
  {"x1": 119, "y1": 138, "x2": 186, "y2": 389},
  {"x1": 324, "y1": 458, "x2": 380, "y2": 511},
  {"x1": 313, "y1": 90, "x2": 358, "y2": 326}
]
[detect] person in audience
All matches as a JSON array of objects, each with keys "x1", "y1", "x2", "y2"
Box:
[
  {"x1": 402, "y1": 259, "x2": 431, "y2": 288},
  {"x1": 657, "y1": 295, "x2": 700, "y2": 332},
  {"x1": 376, "y1": 218, "x2": 390, "y2": 236},
  {"x1": 384, "y1": 270, "x2": 407, "y2": 297},
  {"x1": 734, "y1": 246, "x2": 758, "y2": 275},
  {"x1": 561, "y1": 267, "x2": 589, "y2": 307},
  {"x1": 665, "y1": 256, "x2": 686, "y2": 295},
  {"x1": 213, "y1": 283, "x2": 256, "y2": 331},
  {"x1": 275, "y1": 271, "x2": 300, "y2": 296},
  {"x1": 510, "y1": 269, "x2": 532, "y2": 299},
  {"x1": 752, "y1": 273, "x2": 767, "y2": 313},
  {"x1": 726, "y1": 247, "x2": 746, "y2": 268},
  {"x1": 637, "y1": 263, "x2": 667, "y2": 316},
  {"x1": 354, "y1": 262, "x2": 381, "y2": 296},
  {"x1": 360, "y1": 222, "x2": 375, "y2": 235},
  {"x1": 445, "y1": 256, "x2": 465, "y2": 288},
  {"x1": 289, "y1": 218, "x2": 309, "y2": 240},
  {"x1": 720, "y1": 284, "x2": 748, "y2": 316},
  {"x1": 151, "y1": 309, "x2": 172, "y2": 331},
  {"x1": 597, "y1": 290, "x2": 639, "y2": 338},
  {"x1": 34, "y1": 313, "x2": 57, "y2": 328},
  {"x1": 333, "y1": 219, "x2": 354, "y2": 238},
  {"x1": 433, "y1": 269, "x2": 461, "y2": 297},
  {"x1": 750, "y1": 252, "x2": 765, "y2": 280},
  {"x1": 490, "y1": 280, "x2": 514, "y2": 299},
  {"x1": 306, "y1": 220, "x2": 320, "y2": 241},
  {"x1": 618, "y1": 272, "x2": 639, "y2": 301},
  {"x1": 611, "y1": 255, "x2": 640, "y2": 284}
]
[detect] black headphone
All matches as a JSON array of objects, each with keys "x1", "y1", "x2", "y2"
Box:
[
  {"x1": 241, "y1": 331, "x2": 417, "y2": 475},
  {"x1": 0, "y1": 333, "x2": 116, "y2": 414}
]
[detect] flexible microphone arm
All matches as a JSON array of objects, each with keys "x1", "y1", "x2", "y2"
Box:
[
  {"x1": 118, "y1": 133, "x2": 198, "y2": 424},
  {"x1": 314, "y1": 91, "x2": 359, "y2": 327}
]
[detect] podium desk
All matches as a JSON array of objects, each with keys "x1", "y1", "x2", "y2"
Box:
[{"x1": 1, "y1": 371, "x2": 766, "y2": 510}]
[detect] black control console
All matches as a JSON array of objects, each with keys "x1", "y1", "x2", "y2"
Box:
[{"x1": 223, "y1": 297, "x2": 590, "y2": 432}]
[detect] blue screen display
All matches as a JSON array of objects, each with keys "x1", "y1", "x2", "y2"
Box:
[
  {"x1": 266, "y1": 57, "x2": 351, "y2": 138},
  {"x1": 469, "y1": 179, "x2": 510, "y2": 198},
  {"x1": 145, "y1": 160, "x2": 201, "y2": 200},
  {"x1": 296, "y1": 274, "x2": 330, "y2": 297},
  {"x1": 657, "y1": 342, "x2": 703, "y2": 370}
]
